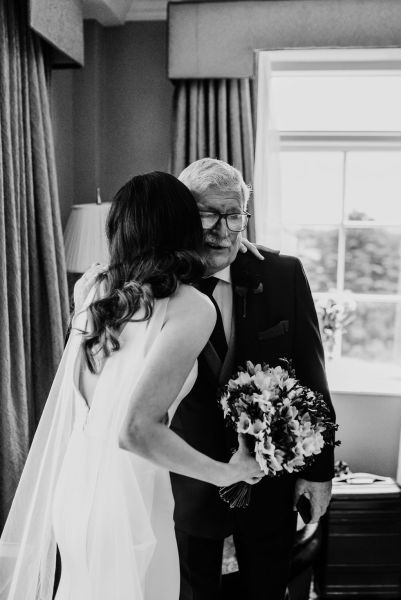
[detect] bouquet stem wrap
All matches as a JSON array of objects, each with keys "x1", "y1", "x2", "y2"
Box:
[{"x1": 219, "y1": 481, "x2": 252, "y2": 508}]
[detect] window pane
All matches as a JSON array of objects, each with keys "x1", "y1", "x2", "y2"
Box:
[
  {"x1": 345, "y1": 153, "x2": 401, "y2": 223},
  {"x1": 344, "y1": 227, "x2": 401, "y2": 293},
  {"x1": 281, "y1": 152, "x2": 343, "y2": 224},
  {"x1": 342, "y1": 302, "x2": 401, "y2": 363},
  {"x1": 283, "y1": 227, "x2": 338, "y2": 292},
  {"x1": 273, "y1": 75, "x2": 401, "y2": 131}
]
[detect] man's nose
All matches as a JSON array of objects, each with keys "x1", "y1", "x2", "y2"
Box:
[{"x1": 213, "y1": 216, "x2": 229, "y2": 236}]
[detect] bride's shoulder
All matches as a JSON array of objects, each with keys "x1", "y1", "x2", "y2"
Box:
[{"x1": 166, "y1": 283, "x2": 216, "y2": 325}]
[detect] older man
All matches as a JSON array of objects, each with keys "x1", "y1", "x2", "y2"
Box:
[{"x1": 170, "y1": 158, "x2": 335, "y2": 600}]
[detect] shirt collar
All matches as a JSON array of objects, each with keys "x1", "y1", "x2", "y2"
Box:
[{"x1": 212, "y1": 265, "x2": 231, "y2": 284}]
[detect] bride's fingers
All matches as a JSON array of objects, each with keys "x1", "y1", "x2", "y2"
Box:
[{"x1": 239, "y1": 238, "x2": 264, "y2": 259}]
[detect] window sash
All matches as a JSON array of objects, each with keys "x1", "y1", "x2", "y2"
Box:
[{"x1": 279, "y1": 138, "x2": 401, "y2": 361}]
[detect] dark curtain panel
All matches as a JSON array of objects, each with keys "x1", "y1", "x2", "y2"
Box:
[
  {"x1": 171, "y1": 78, "x2": 256, "y2": 241},
  {"x1": 0, "y1": 0, "x2": 69, "y2": 527}
]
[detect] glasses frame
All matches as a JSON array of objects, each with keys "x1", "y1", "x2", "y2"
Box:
[{"x1": 199, "y1": 210, "x2": 252, "y2": 232}]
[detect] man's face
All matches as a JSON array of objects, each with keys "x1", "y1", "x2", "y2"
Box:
[{"x1": 195, "y1": 186, "x2": 244, "y2": 275}]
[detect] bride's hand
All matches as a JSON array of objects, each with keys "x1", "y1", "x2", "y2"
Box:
[
  {"x1": 225, "y1": 434, "x2": 264, "y2": 486},
  {"x1": 73, "y1": 263, "x2": 108, "y2": 313},
  {"x1": 239, "y1": 237, "x2": 264, "y2": 260}
]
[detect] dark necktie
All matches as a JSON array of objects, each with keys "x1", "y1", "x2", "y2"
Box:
[{"x1": 198, "y1": 277, "x2": 228, "y2": 362}]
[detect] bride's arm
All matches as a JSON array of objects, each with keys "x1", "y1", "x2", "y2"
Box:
[{"x1": 119, "y1": 285, "x2": 262, "y2": 488}]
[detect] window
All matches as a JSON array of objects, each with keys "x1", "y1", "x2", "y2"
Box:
[{"x1": 256, "y1": 50, "x2": 401, "y2": 394}]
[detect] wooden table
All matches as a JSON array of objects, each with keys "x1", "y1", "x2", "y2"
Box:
[{"x1": 317, "y1": 477, "x2": 401, "y2": 599}]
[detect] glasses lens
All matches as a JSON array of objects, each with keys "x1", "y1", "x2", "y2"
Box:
[
  {"x1": 227, "y1": 214, "x2": 248, "y2": 232},
  {"x1": 199, "y1": 212, "x2": 249, "y2": 231},
  {"x1": 199, "y1": 213, "x2": 220, "y2": 229}
]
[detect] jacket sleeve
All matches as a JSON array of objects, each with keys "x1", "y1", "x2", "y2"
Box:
[{"x1": 292, "y1": 257, "x2": 336, "y2": 481}]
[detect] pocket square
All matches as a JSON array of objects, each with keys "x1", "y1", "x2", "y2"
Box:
[{"x1": 257, "y1": 320, "x2": 289, "y2": 341}]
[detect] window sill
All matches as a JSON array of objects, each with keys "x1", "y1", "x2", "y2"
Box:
[{"x1": 326, "y1": 357, "x2": 401, "y2": 398}]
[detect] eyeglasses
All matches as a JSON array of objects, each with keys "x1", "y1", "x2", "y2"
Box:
[{"x1": 199, "y1": 211, "x2": 251, "y2": 232}]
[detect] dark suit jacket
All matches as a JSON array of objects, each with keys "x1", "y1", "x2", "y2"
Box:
[{"x1": 170, "y1": 248, "x2": 336, "y2": 539}]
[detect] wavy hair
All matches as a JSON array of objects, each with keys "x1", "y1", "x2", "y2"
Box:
[{"x1": 82, "y1": 172, "x2": 205, "y2": 373}]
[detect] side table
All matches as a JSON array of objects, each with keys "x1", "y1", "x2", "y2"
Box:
[{"x1": 317, "y1": 477, "x2": 401, "y2": 599}]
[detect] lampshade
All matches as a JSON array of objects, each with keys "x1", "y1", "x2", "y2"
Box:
[{"x1": 64, "y1": 202, "x2": 111, "y2": 272}]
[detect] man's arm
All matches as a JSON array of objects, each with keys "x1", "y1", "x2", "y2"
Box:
[
  {"x1": 291, "y1": 258, "x2": 336, "y2": 521},
  {"x1": 293, "y1": 257, "x2": 336, "y2": 481}
]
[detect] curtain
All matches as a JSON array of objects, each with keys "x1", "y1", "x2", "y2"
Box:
[
  {"x1": 0, "y1": 0, "x2": 69, "y2": 528},
  {"x1": 171, "y1": 78, "x2": 256, "y2": 241},
  {"x1": 253, "y1": 52, "x2": 283, "y2": 249}
]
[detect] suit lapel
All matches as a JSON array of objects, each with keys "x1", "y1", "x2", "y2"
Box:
[{"x1": 231, "y1": 253, "x2": 266, "y2": 365}]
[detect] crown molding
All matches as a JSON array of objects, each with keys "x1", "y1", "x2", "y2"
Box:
[
  {"x1": 83, "y1": 0, "x2": 136, "y2": 25},
  {"x1": 126, "y1": 0, "x2": 168, "y2": 21}
]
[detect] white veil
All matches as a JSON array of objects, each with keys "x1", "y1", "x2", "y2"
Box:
[
  {"x1": 0, "y1": 331, "x2": 76, "y2": 599},
  {"x1": 0, "y1": 292, "x2": 174, "y2": 600}
]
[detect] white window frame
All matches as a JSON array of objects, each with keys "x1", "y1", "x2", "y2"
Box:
[{"x1": 258, "y1": 48, "x2": 401, "y2": 396}]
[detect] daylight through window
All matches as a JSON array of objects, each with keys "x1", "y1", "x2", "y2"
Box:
[{"x1": 262, "y1": 55, "x2": 401, "y2": 392}]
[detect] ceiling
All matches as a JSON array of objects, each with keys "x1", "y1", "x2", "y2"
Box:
[{"x1": 82, "y1": 0, "x2": 177, "y2": 24}]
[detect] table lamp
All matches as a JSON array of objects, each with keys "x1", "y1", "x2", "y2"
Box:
[{"x1": 64, "y1": 190, "x2": 110, "y2": 273}]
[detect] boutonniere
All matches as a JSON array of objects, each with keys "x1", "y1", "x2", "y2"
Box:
[{"x1": 234, "y1": 280, "x2": 263, "y2": 318}]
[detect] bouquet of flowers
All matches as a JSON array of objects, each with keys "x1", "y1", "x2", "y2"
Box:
[{"x1": 219, "y1": 359, "x2": 338, "y2": 508}]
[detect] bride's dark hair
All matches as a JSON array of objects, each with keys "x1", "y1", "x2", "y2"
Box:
[{"x1": 82, "y1": 171, "x2": 205, "y2": 373}]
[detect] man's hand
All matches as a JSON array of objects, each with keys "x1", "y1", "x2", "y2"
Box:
[
  {"x1": 293, "y1": 478, "x2": 332, "y2": 523},
  {"x1": 239, "y1": 237, "x2": 264, "y2": 260}
]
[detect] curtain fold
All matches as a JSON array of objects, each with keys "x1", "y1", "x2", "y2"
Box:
[
  {"x1": 0, "y1": 0, "x2": 69, "y2": 528},
  {"x1": 171, "y1": 78, "x2": 255, "y2": 240}
]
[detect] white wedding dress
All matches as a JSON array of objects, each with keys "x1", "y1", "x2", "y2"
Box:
[{"x1": 0, "y1": 288, "x2": 197, "y2": 600}]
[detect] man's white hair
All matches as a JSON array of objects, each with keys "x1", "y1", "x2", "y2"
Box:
[{"x1": 178, "y1": 158, "x2": 250, "y2": 209}]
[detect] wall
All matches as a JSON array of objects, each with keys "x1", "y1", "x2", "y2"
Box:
[
  {"x1": 169, "y1": 0, "x2": 401, "y2": 77},
  {"x1": 100, "y1": 22, "x2": 172, "y2": 196},
  {"x1": 51, "y1": 19, "x2": 172, "y2": 227},
  {"x1": 333, "y1": 392, "x2": 401, "y2": 479}
]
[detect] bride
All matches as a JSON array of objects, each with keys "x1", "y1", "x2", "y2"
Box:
[{"x1": 0, "y1": 171, "x2": 262, "y2": 600}]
